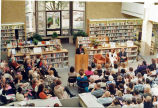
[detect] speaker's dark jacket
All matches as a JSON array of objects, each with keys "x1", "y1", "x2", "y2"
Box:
[{"x1": 76, "y1": 48, "x2": 85, "y2": 54}]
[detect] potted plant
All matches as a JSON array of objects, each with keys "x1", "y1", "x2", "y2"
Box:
[
  {"x1": 91, "y1": 39, "x2": 100, "y2": 49},
  {"x1": 32, "y1": 33, "x2": 42, "y2": 45},
  {"x1": 33, "y1": 39, "x2": 38, "y2": 45},
  {"x1": 73, "y1": 30, "x2": 88, "y2": 44},
  {"x1": 51, "y1": 32, "x2": 58, "y2": 39}
]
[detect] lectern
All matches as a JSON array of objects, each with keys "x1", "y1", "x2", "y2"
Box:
[{"x1": 75, "y1": 54, "x2": 88, "y2": 73}]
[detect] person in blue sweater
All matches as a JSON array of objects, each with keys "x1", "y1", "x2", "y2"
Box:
[{"x1": 77, "y1": 69, "x2": 89, "y2": 92}]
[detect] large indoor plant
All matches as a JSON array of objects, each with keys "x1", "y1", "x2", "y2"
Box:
[{"x1": 73, "y1": 30, "x2": 88, "y2": 44}]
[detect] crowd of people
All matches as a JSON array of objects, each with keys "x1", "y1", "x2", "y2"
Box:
[
  {"x1": 0, "y1": 54, "x2": 69, "y2": 106},
  {"x1": 0, "y1": 52, "x2": 158, "y2": 108},
  {"x1": 72, "y1": 58, "x2": 158, "y2": 108}
]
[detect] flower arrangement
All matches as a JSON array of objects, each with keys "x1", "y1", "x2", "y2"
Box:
[{"x1": 91, "y1": 39, "x2": 100, "y2": 48}]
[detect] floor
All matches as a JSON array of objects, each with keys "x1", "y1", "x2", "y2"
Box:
[{"x1": 57, "y1": 43, "x2": 157, "y2": 86}]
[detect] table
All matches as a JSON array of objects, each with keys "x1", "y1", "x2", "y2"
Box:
[
  {"x1": 78, "y1": 93, "x2": 104, "y2": 107},
  {"x1": 6, "y1": 97, "x2": 62, "y2": 107}
]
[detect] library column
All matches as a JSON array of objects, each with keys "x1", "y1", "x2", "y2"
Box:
[{"x1": 140, "y1": 1, "x2": 154, "y2": 56}]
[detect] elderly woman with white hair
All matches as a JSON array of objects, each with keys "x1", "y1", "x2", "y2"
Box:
[{"x1": 106, "y1": 75, "x2": 115, "y2": 86}]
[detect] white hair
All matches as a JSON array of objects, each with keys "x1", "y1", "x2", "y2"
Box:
[{"x1": 109, "y1": 75, "x2": 114, "y2": 81}]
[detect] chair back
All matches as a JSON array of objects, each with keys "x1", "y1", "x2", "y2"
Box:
[
  {"x1": 68, "y1": 76, "x2": 77, "y2": 83},
  {"x1": 94, "y1": 54, "x2": 102, "y2": 59}
]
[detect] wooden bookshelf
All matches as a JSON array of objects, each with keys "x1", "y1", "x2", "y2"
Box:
[
  {"x1": 7, "y1": 39, "x2": 69, "y2": 69},
  {"x1": 85, "y1": 45, "x2": 138, "y2": 65},
  {"x1": 14, "y1": 49, "x2": 69, "y2": 69},
  {"x1": 87, "y1": 19, "x2": 142, "y2": 43},
  {"x1": 1, "y1": 23, "x2": 26, "y2": 51},
  {"x1": 76, "y1": 36, "x2": 109, "y2": 48}
]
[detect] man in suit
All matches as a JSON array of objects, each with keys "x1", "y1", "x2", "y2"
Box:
[
  {"x1": 119, "y1": 48, "x2": 127, "y2": 63},
  {"x1": 76, "y1": 44, "x2": 85, "y2": 54}
]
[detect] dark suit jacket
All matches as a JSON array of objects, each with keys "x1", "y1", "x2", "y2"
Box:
[
  {"x1": 119, "y1": 51, "x2": 127, "y2": 62},
  {"x1": 119, "y1": 51, "x2": 127, "y2": 58},
  {"x1": 76, "y1": 48, "x2": 85, "y2": 54}
]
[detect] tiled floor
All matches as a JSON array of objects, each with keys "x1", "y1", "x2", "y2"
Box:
[{"x1": 57, "y1": 43, "x2": 157, "y2": 86}]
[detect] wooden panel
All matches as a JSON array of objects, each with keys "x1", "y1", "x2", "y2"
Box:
[{"x1": 75, "y1": 54, "x2": 88, "y2": 73}]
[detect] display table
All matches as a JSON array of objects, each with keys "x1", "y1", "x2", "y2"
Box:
[
  {"x1": 6, "y1": 97, "x2": 62, "y2": 107},
  {"x1": 78, "y1": 93, "x2": 104, "y2": 108}
]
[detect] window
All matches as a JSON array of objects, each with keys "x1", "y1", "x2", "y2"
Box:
[{"x1": 34, "y1": 1, "x2": 85, "y2": 36}]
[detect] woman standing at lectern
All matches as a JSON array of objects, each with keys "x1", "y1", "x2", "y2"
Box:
[{"x1": 76, "y1": 44, "x2": 85, "y2": 54}]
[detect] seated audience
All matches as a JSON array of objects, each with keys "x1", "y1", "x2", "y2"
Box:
[
  {"x1": 37, "y1": 84, "x2": 52, "y2": 99},
  {"x1": 54, "y1": 80, "x2": 69, "y2": 99},
  {"x1": 95, "y1": 64, "x2": 103, "y2": 77},
  {"x1": 148, "y1": 59, "x2": 156, "y2": 71},
  {"x1": 144, "y1": 96, "x2": 154, "y2": 108},
  {"x1": 91, "y1": 83, "x2": 104, "y2": 98},
  {"x1": 127, "y1": 67, "x2": 135, "y2": 78},
  {"x1": 85, "y1": 66, "x2": 94, "y2": 77},
  {"x1": 88, "y1": 79, "x2": 96, "y2": 90},
  {"x1": 77, "y1": 69, "x2": 89, "y2": 92},
  {"x1": 107, "y1": 98, "x2": 121, "y2": 108},
  {"x1": 68, "y1": 66, "x2": 77, "y2": 77},
  {"x1": 97, "y1": 91, "x2": 114, "y2": 105},
  {"x1": 135, "y1": 61, "x2": 148, "y2": 75},
  {"x1": 16, "y1": 87, "x2": 26, "y2": 101},
  {"x1": 89, "y1": 71, "x2": 100, "y2": 81}
]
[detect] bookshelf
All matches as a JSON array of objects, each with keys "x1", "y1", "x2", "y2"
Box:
[
  {"x1": 14, "y1": 50, "x2": 69, "y2": 69},
  {"x1": 76, "y1": 36, "x2": 109, "y2": 48},
  {"x1": 7, "y1": 39, "x2": 69, "y2": 69},
  {"x1": 87, "y1": 19, "x2": 142, "y2": 43},
  {"x1": 85, "y1": 45, "x2": 138, "y2": 65},
  {"x1": 1, "y1": 23, "x2": 26, "y2": 51}
]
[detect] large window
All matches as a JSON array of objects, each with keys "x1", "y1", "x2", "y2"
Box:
[{"x1": 35, "y1": 1, "x2": 85, "y2": 36}]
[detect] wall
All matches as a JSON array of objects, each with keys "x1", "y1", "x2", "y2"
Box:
[
  {"x1": 1, "y1": 0, "x2": 25, "y2": 24},
  {"x1": 86, "y1": 2, "x2": 134, "y2": 19}
]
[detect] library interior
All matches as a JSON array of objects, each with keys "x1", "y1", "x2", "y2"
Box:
[{"x1": 1, "y1": 0, "x2": 158, "y2": 107}]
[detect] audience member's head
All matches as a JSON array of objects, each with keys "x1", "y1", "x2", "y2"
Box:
[
  {"x1": 143, "y1": 61, "x2": 147, "y2": 66},
  {"x1": 54, "y1": 103, "x2": 59, "y2": 107},
  {"x1": 137, "y1": 98, "x2": 143, "y2": 104},
  {"x1": 70, "y1": 66, "x2": 75, "y2": 73},
  {"x1": 18, "y1": 87, "x2": 23, "y2": 93},
  {"x1": 88, "y1": 66, "x2": 92, "y2": 71},
  {"x1": 93, "y1": 71, "x2": 98, "y2": 75},
  {"x1": 97, "y1": 64, "x2": 102, "y2": 70},
  {"x1": 56, "y1": 80, "x2": 62, "y2": 86},
  {"x1": 79, "y1": 69, "x2": 84, "y2": 76},
  {"x1": 129, "y1": 67, "x2": 133, "y2": 72},
  {"x1": 114, "y1": 64, "x2": 118, "y2": 69},
  {"x1": 112, "y1": 98, "x2": 121, "y2": 105}
]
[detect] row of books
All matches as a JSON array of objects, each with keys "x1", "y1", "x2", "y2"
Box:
[
  {"x1": 90, "y1": 25, "x2": 135, "y2": 29},
  {"x1": 51, "y1": 63, "x2": 69, "y2": 68},
  {"x1": 1, "y1": 25, "x2": 24, "y2": 29},
  {"x1": 89, "y1": 21, "x2": 141, "y2": 27},
  {"x1": 51, "y1": 53, "x2": 68, "y2": 58},
  {"x1": 46, "y1": 58, "x2": 68, "y2": 63}
]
